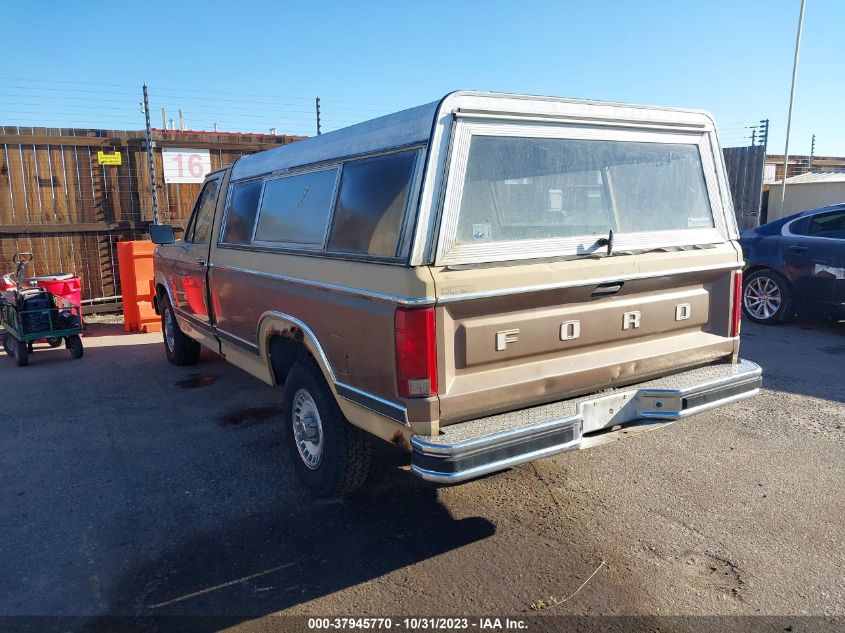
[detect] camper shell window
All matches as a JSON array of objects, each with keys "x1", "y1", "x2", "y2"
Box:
[
  {"x1": 436, "y1": 120, "x2": 726, "y2": 264},
  {"x1": 253, "y1": 167, "x2": 339, "y2": 247},
  {"x1": 220, "y1": 179, "x2": 263, "y2": 246},
  {"x1": 327, "y1": 150, "x2": 418, "y2": 257}
]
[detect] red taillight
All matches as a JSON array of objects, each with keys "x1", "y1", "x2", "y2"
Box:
[
  {"x1": 395, "y1": 307, "x2": 437, "y2": 398},
  {"x1": 731, "y1": 270, "x2": 743, "y2": 337}
]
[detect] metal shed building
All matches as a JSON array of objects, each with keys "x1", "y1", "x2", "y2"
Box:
[{"x1": 766, "y1": 172, "x2": 845, "y2": 222}]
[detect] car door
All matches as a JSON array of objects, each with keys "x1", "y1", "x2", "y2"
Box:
[
  {"x1": 782, "y1": 210, "x2": 845, "y2": 313},
  {"x1": 170, "y1": 176, "x2": 221, "y2": 334}
]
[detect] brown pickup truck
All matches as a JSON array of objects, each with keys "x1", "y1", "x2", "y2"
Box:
[{"x1": 151, "y1": 91, "x2": 762, "y2": 496}]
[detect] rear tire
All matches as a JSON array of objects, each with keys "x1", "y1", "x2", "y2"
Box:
[
  {"x1": 66, "y1": 334, "x2": 84, "y2": 359},
  {"x1": 160, "y1": 295, "x2": 201, "y2": 366},
  {"x1": 742, "y1": 270, "x2": 794, "y2": 325},
  {"x1": 282, "y1": 357, "x2": 372, "y2": 497},
  {"x1": 3, "y1": 335, "x2": 13, "y2": 356},
  {"x1": 46, "y1": 337, "x2": 63, "y2": 348}
]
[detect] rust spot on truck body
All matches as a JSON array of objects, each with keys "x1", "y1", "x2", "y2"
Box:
[{"x1": 390, "y1": 429, "x2": 413, "y2": 452}]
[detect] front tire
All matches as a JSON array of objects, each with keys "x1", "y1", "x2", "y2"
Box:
[
  {"x1": 282, "y1": 358, "x2": 372, "y2": 497},
  {"x1": 742, "y1": 270, "x2": 794, "y2": 325},
  {"x1": 160, "y1": 295, "x2": 201, "y2": 366}
]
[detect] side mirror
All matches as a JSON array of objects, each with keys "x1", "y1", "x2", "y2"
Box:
[{"x1": 150, "y1": 224, "x2": 175, "y2": 245}]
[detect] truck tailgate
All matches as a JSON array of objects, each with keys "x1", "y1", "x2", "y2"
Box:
[{"x1": 432, "y1": 247, "x2": 741, "y2": 425}]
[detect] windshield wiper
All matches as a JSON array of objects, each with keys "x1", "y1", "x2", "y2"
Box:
[{"x1": 596, "y1": 229, "x2": 614, "y2": 256}]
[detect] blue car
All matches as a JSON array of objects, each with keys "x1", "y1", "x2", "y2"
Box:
[{"x1": 739, "y1": 203, "x2": 845, "y2": 324}]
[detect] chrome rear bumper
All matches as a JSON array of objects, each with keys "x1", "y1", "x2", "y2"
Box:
[{"x1": 411, "y1": 359, "x2": 762, "y2": 483}]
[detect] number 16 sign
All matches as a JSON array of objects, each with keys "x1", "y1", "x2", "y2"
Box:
[{"x1": 162, "y1": 148, "x2": 212, "y2": 184}]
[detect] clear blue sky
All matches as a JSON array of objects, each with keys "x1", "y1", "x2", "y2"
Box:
[{"x1": 4, "y1": 0, "x2": 844, "y2": 155}]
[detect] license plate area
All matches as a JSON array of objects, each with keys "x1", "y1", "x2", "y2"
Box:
[{"x1": 578, "y1": 390, "x2": 639, "y2": 434}]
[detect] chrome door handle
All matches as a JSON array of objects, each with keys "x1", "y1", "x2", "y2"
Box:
[{"x1": 196, "y1": 258, "x2": 207, "y2": 266}]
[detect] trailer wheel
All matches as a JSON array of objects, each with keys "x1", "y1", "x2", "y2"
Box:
[
  {"x1": 282, "y1": 357, "x2": 372, "y2": 497},
  {"x1": 14, "y1": 338, "x2": 28, "y2": 367},
  {"x1": 160, "y1": 295, "x2": 200, "y2": 366},
  {"x1": 66, "y1": 334, "x2": 84, "y2": 359},
  {"x1": 3, "y1": 336, "x2": 13, "y2": 356},
  {"x1": 46, "y1": 337, "x2": 63, "y2": 348}
]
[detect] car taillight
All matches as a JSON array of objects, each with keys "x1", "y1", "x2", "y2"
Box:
[
  {"x1": 731, "y1": 270, "x2": 743, "y2": 337},
  {"x1": 395, "y1": 307, "x2": 437, "y2": 398}
]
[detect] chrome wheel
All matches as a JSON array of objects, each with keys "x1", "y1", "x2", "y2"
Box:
[
  {"x1": 163, "y1": 308, "x2": 175, "y2": 352},
  {"x1": 744, "y1": 276, "x2": 782, "y2": 320},
  {"x1": 292, "y1": 388, "x2": 323, "y2": 470}
]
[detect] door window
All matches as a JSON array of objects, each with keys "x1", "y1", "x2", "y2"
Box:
[
  {"x1": 185, "y1": 179, "x2": 220, "y2": 244},
  {"x1": 808, "y1": 211, "x2": 845, "y2": 239}
]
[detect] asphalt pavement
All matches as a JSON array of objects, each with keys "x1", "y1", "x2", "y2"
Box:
[{"x1": 0, "y1": 319, "x2": 843, "y2": 631}]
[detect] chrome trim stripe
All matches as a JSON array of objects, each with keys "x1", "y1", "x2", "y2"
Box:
[
  {"x1": 257, "y1": 310, "x2": 338, "y2": 383},
  {"x1": 173, "y1": 307, "x2": 213, "y2": 333},
  {"x1": 411, "y1": 436, "x2": 580, "y2": 483},
  {"x1": 436, "y1": 262, "x2": 742, "y2": 303},
  {"x1": 213, "y1": 263, "x2": 435, "y2": 306},
  {"x1": 214, "y1": 326, "x2": 260, "y2": 355},
  {"x1": 335, "y1": 382, "x2": 408, "y2": 425},
  {"x1": 210, "y1": 261, "x2": 741, "y2": 308}
]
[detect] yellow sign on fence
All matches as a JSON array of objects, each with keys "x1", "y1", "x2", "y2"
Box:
[{"x1": 97, "y1": 150, "x2": 122, "y2": 166}]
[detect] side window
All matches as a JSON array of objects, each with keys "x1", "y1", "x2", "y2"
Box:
[
  {"x1": 185, "y1": 179, "x2": 220, "y2": 244},
  {"x1": 326, "y1": 150, "x2": 417, "y2": 257},
  {"x1": 254, "y1": 168, "x2": 339, "y2": 246},
  {"x1": 788, "y1": 217, "x2": 811, "y2": 236},
  {"x1": 220, "y1": 179, "x2": 263, "y2": 245},
  {"x1": 808, "y1": 211, "x2": 845, "y2": 239}
]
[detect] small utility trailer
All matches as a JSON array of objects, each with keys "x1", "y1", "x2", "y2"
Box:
[{"x1": 0, "y1": 253, "x2": 83, "y2": 367}]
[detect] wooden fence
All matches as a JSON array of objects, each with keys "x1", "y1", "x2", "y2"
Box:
[
  {"x1": 0, "y1": 127, "x2": 303, "y2": 301},
  {"x1": 722, "y1": 145, "x2": 766, "y2": 231}
]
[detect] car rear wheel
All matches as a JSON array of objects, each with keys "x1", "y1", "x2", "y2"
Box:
[
  {"x1": 282, "y1": 357, "x2": 372, "y2": 497},
  {"x1": 160, "y1": 295, "x2": 201, "y2": 366},
  {"x1": 743, "y1": 270, "x2": 794, "y2": 325}
]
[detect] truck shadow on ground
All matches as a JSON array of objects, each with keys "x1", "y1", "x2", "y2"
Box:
[{"x1": 82, "y1": 453, "x2": 494, "y2": 632}]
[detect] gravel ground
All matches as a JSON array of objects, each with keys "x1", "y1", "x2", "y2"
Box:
[{"x1": 0, "y1": 320, "x2": 843, "y2": 630}]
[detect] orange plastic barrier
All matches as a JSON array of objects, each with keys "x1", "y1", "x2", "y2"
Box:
[{"x1": 117, "y1": 240, "x2": 161, "y2": 333}]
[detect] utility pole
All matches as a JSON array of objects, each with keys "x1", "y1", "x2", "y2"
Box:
[
  {"x1": 142, "y1": 84, "x2": 160, "y2": 225},
  {"x1": 160, "y1": 108, "x2": 166, "y2": 130},
  {"x1": 178, "y1": 108, "x2": 185, "y2": 132},
  {"x1": 760, "y1": 119, "x2": 769, "y2": 149},
  {"x1": 779, "y1": 0, "x2": 807, "y2": 217},
  {"x1": 315, "y1": 97, "x2": 322, "y2": 135},
  {"x1": 808, "y1": 134, "x2": 816, "y2": 171}
]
